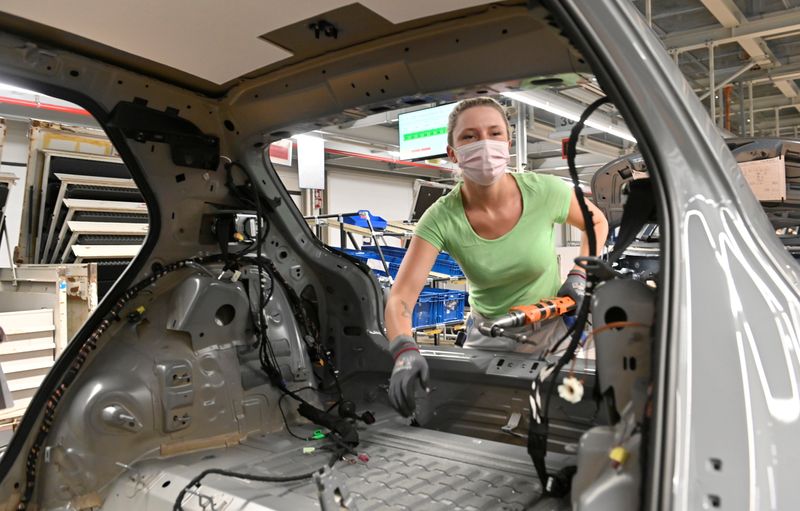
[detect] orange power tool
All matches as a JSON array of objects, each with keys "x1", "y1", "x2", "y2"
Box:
[{"x1": 478, "y1": 296, "x2": 576, "y2": 338}]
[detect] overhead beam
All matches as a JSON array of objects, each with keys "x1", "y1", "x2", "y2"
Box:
[
  {"x1": 691, "y1": 60, "x2": 800, "y2": 88},
  {"x1": 749, "y1": 96, "x2": 800, "y2": 113},
  {"x1": 527, "y1": 122, "x2": 623, "y2": 159},
  {"x1": 673, "y1": 1, "x2": 800, "y2": 113},
  {"x1": 663, "y1": 7, "x2": 800, "y2": 53},
  {"x1": 753, "y1": 113, "x2": 800, "y2": 129}
]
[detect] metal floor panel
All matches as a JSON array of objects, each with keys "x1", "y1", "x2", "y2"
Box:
[{"x1": 101, "y1": 414, "x2": 568, "y2": 511}]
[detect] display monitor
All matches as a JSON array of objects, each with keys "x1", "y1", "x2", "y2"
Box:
[
  {"x1": 409, "y1": 179, "x2": 453, "y2": 222},
  {"x1": 398, "y1": 103, "x2": 457, "y2": 161}
]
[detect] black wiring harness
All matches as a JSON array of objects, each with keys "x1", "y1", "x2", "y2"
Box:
[
  {"x1": 18, "y1": 160, "x2": 362, "y2": 510},
  {"x1": 527, "y1": 97, "x2": 610, "y2": 497}
]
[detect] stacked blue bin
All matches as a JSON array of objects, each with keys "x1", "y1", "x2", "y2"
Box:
[
  {"x1": 361, "y1": 245, "x2": 464, "y2": 278},
  {"x1": 339, "y1": 248, "x2": 467, "y2": 329}
]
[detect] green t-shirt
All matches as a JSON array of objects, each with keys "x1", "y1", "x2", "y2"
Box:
[{"x1": 414, "y1": 172, "x2": 572, "y2": 318}]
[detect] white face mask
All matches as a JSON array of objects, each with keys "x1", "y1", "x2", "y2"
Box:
[{"x1": 453, "y1": 139, "x2": 510, "y2": 186}]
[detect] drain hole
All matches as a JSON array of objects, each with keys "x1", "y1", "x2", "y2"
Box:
[{"x1": 215, "y1": 304, "x2": 236, "y2": 326}]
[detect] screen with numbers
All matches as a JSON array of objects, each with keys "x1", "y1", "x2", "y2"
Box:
[{"x1": 398, "y1": 103, "x2": 457, "y2": 161}]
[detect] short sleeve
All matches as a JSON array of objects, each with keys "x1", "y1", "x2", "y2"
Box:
[
  {"x1": 414, "y1": 201, "x2": 447, "y2": 252},
  {"x1": 543, "y1": 175, "x2": 572, "y2": 224}
]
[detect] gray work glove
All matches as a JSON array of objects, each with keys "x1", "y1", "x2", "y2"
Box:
[
  {"x1": 557, "y1": 269, "x2": 586, "y2": 312},
  {"x1": 388, "y1": 335, "x2": 430, "y2": 417}
]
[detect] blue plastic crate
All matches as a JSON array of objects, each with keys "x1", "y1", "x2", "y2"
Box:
[
  {"x1": 430, "y1": 257, "x2": 464, "y2": 278},
  {"x1": 413, "y1": 288, "x2": 443, "y2": 329},
  {"x1": 341, "y1": 249, "x2": 401, "y2": 278},
  {"x1": 361, "y1": 245, "x2": 464, "y2": 277},
  {"x1": 341, "y1": 210, "x2": 388, "y2": 230},
  {"x1": 424, "y1": 288, "x2": 467, "y2": 323}
]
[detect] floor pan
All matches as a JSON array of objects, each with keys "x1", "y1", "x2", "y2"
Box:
[{"x1": 101, "y1": 414, "x2": 571, "y2": 510}]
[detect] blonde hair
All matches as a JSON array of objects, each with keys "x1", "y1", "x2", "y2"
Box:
[{"x1": 446, "y1": 97, "x2": 511, "y2": 147}]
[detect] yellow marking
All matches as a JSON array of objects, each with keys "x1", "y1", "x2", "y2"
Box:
[
  {"x1": 609, "y1": 446, "x2": 629, "y2": 465},
  {"x1": 42, "y1": 132, "x2": 114, "y2": 155}
]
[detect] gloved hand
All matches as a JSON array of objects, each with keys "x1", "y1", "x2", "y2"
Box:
[
  {"x1": 388, "y1": 335, "x2": 430, "y2": 417},
  {"x1": 557, "y1": 269, "x2": 586, "y2": 312}
]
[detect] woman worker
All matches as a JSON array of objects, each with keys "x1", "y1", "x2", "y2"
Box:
[{"x1": 385, "y1": 97, "x2": 609, "y2": 417}]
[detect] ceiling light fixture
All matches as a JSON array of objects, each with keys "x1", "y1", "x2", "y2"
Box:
[{"x1": 502, "y1": 90, "x2": 636, "y2": 143}]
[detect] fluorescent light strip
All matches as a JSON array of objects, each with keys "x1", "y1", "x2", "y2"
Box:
[{"x1": 502, "y1": 90, "x2": 636, "y2": 143}]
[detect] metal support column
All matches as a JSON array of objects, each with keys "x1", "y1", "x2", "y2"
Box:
[
  {"x1": 775, "y1": 108, "x2": 780, "y2": 137},
  {"x1": 739, "y1": 81, "x2": 745, "y2": 136},
  {"x1": 708, "y1": 44, "x2": 716, "y2": 124},
  {"x1": 748, "y1": 82, "x2": 754, "y2": 137},
  {"x1": 515, "y1": 101, "x2": 527, "y2": 172},
  {"x1": 646, "y1": 0, "x2": 652, "y2": 28}
]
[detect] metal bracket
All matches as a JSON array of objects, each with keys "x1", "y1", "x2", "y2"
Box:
[
  {"x1": 501, "y1": 411, "x2": 523, "y2": 437},
  {"x1": 315, "y1": 466, "x2": 359, "y2": 511}
]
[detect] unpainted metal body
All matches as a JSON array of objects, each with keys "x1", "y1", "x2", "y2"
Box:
[{"x1": 0, "y1": 1, "x2": 794, "y2": 510}]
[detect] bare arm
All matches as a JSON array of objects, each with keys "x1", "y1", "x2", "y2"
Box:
[
  {"x1": 385, "y1": 236, "x2": 440, "y2": 342},
  {"x1": 565, "y1": 190, "x2": 609, "y2": 266}
]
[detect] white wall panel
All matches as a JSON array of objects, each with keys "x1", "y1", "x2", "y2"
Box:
[{"x1": 326, "y1": 167, "x2": 416, "y2": 248}]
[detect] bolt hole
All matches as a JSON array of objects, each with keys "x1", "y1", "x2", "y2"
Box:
[
  {"x1": 46, "y1": 65, "x2": 52, "y2": 71},
  {"x1": 145, "y1": 83, "x2": 149, "y2": 88},
  {"x1": 69, "y1": 69, "x2": 79, "y2": 77},
  {"x1": 706, "y1": 495, "x2": 721, "y2": 508},
  {"x1": 380, "y1": 88, "x2": 385, "y2": 93},
  {"x1": 404, "y1": 47, "x2": 409, "y2": 52},
  {"x1": 13, "y1": 482, "x2": 19, "y2": 490},
  {"x1": 199, "y1": 332, "x2": 204, "y2": 338},
  {"x1": 365, "y1": 91, "x2": 371, "y2": 97},
  {"x1": 708, "y1": 458, "x2": 722, "y2": 471},
  {"x1": 162, "y1": 481, "x2": 171, "y2": 488},
  {"x1": 351, "y1": 83, "x2": 356, "y2": 88},
  {"x1": 629, "y1": 356, "x2": 637, "y2": 370},
  {"x1": 384, "y1": 74, "x2": 390, "y2": 80},
  {"x1": 186, "y1": 105, "x2": 191, "y2": 109},
  {"x1": 117, "y1": 80, "x2": 123, "y2": 85},
  {"x1": 501, "y1": 28, "x2": 508, "y2": 34},
  {"x1": 455, "y1": 39, "x2": 460, "y2": 43},
  {"x1": 128, "y1": 421, "x2": 135, "y2": 427},
  {"x1": 175, "y1": 173, "x2": 186, "y2": 183},
  {"x1": 278, "y1": 250, "x2": 288, "y2": 260},
  {"x1": 224, "y1": 120, "x2": 235, "y2": 131},
  {"x1": 254, "y1": 94, "x2": 259, "y2": 98},
  {"x1": 322, "y1": 69, "x2": 327, "y2": 74}
]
